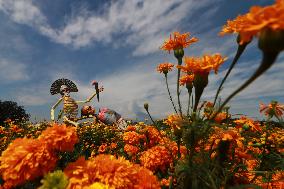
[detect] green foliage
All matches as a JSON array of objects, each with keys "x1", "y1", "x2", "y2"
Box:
[
  {"x1": 38, "y1": 170, "x2": 69, "y2": 189},
  {"x1": 0, "y1": 100, "x2": 30, "y2": 126}
]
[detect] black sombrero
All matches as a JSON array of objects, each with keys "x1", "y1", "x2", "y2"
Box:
[{"x1": 50, "y1": 78, "x2": 78, "y2": 95}]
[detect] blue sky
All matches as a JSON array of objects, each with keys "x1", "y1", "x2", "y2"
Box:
[{"x1": 0, "y1": 0, "x2": 283, "y2": 121}]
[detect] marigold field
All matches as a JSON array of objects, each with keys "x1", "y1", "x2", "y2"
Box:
[{"x1": 1, "y1": 0, "x2": 284, "y2": 189}]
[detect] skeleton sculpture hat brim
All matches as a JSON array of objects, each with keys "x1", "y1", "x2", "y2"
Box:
[{"x1": 50, "y1": 78, "x2": 78, "y2": 95}]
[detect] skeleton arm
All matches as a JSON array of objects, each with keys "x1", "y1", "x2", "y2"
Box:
[
  {"x1": 76, "y1": 87, "x2": 104, "y2": 104},
  {"x1": 51, "y1": 98, "x2": 63, "y2": 121}
]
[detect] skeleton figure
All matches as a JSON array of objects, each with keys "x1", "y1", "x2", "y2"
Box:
[{"x1": 50, "y1": 78, "x2": 102, "y2": 126}]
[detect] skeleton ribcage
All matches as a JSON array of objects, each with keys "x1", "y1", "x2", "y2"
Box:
[{"x1": 63, "y1": 96, "x2": 78, "y2": 119}]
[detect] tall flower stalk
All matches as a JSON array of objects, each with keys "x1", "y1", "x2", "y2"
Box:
[
  {"x1": 178, "y1": 54, "x2": 227, "y2": 112},
  {"x1": 157, "y1": 63, "x2": 178, "y2": 114},
  {"x1": 213, "y1": 37, "x2": 250, "y2": 107},
  {"x1": 165, "y1": 74, "x2": 178, "y2": 114},
  {"x1": 175, "y1": 51, "x2": 184, "y2": 116},
  {"x1": 160, "y1": 32, "x2": 198, "y2": 116},
  {"x1": 179, "y1": 74, "x2": 194, "y2": 116}
]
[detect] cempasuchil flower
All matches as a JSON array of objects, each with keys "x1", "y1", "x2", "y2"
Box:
[
  {"x1": 123, "y1": 131, "x2": 145, "y2": 145},
  {"x1": 179, "y1": 74, "x2": 194, "y2": 86},
  {"x1": 64, "y1": 155, "x2": 160, "y2": 189},
  {"x1": 124, "y1": 144, "x2": 139, "y2": 156},
  {"x1": 220, "y1": 0, "x2": 284, "y2": 45},
  {"x1": 38, "y1": 123, "x2": 78, "y2": 152},
  {"x1": 160, "y1": 31, "x2": 198, "y2": 53},
  {"x1": 259, "y1": 101, "x2": 284, "y2": 118},
  {"x1": 234, "y1": 116, "x2": 262, "y2": 132},
  {"x1": 0, "y1": 138, "x2": 57, "y2": 188},
  {"x1": 139, "y1": 146, "x2": 172, "y2": 172},
  {"x1": 157, "y1": 63, "x2": 174, "y2": 74},
  {"x1": 179, "y1": 54, "x2": 227, "y2": 75},
  {"x1": 163, "y1": 114, "x2": 184, "y2": 130}
]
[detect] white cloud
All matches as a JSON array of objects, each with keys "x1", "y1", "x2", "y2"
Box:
[
  {"x1": 0, "y1": 0, "x2": 217, "y2": 55},
  {"x1": 0, "y1": 59, "x2": 29, "y2": 82}
]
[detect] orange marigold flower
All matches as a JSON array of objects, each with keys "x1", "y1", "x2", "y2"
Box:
[
  {"x1": 214, "y1": 112, "x2": 229, "y2": 123},
  {"x1": 64, "y1": 157, "x2": 93, "y2": 188},
  {"x1": 0, "y1": 138, "x2": 57, "y2": 188},
  {"x1": 160, "y1": 31, "x2": 198, "y2": 53},
  {"x1": 99, "y1": 143, "x2": 108, "y2": 153},
  {"x1": 163, "y1": 114, "x2": 184, "y2": 130},
  {"x1": 234, "y1": 116, "x2": 262, "y2": 132},
  {"x1": 64, "y1": 155, "x2": 160, "y2": 189},
  {"x1": 123, "y1": 131, "x2": 145, "y2": 145},
  {"x1": 207, "y1": 127, "x2": 244, "y2": 152},
  {"x1": 178, "y1": 54, "x2": 227, "y2": 75},
  {"x1": 38, "y1": 123, "x2": 78, "y2": 152},
  {"x1": 141, "y1": 126, "x2": 162, "y2": 147},
  {"x1": 156, "y1": 63, "x2": 174, "y2": 74},
  {"x1": 160, "y1": 177, "x2": 172, "y2": 187},
  {"x1": 159, "y1": 137, "x2": 187, "y2": 159},
  {"x1": 139, "y1": 145, "x2": 172, "y2": 172},
  {"x1": 124, "y1": 144, "x2": 139, "y2": 156},
  {"x1": 10, "y1": 125, "x2": 23, "y2": 133},
  {"x1": 220, "y1": 0, "x2": 284, "y2": 44},
  {"x1": 179, "y1": 74, "x2": 194, "y2": 86},
  {"x1": 260, "y1": 100, "x2": 284, "y2": 118},
  {"x1": 110, "y1": 143, "x2": 117, "y2": 150},
  {"x1": 125, "y1": 125, "x2": 137, "y2": 132}
]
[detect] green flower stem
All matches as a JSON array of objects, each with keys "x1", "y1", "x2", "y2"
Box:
[
  {"x1": 187, "y1": 88, "x2": 192, "y2": 117},
  {"x1": 213, "y1": 43, "x2": 248, "y2": 107},
  {"x1": 212, "y1": 51, "x2": 279, "y2": 119},
  {"x1": 165, "y1": 74, "x2": 178, "y2": 114},
  {"x1": 177, "y1": 58, "x2": 183, "y2": 117},
  {"x1": 193, "y1": 73, "x2": 208, "y2": 112},
  {"x1": 177, "y1": 137, "x2": 181, "y2": 159}
]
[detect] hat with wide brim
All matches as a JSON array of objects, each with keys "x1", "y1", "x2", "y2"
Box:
[{"x1": 50, "y1": 78, "x2": 78, "y2": 95}]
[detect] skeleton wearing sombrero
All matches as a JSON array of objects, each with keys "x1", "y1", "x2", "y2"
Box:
[{"x1": 50, "y1": 78, "x2": 103, "y2": 126}]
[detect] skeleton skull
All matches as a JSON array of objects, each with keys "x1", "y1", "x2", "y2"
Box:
[{"x1": 60, "y1": 85, "x2": 70, "y2": 96}]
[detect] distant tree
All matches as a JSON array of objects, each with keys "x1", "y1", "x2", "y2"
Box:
[{"x1": 0, "y1": 100, "x2": 30, "y2": 126}]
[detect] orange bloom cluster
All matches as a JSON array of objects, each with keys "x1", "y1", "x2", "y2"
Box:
[
  {"x1": 207, "y1": 127, "x2": 245, "y2": 158},
  {"x1": 141, "y1": 126, "x2": 162, "y2": 147},
  {"x1": 123, "y1": 131, "x2": 145, "y2": 145},
  {"x1": 164, "y1": 114, "x2": 184, "y2": 130},
  {"x1": 0, "y1": 138, "x2": 57, "y2": 188},
  {"x1": 260, "y1": 101, "x2": 284, "y2": 118},
  {"x1": 234, "y1": 116, "x2": 262, "y2": 132},
  {"x1": 98, "y1": 143, "x2": 108, "y2": 153},
  {"x1": 139, "y1": 145, "x2": 173, "y2": 172},
  {"x1": 0, "y1": 123, "x2": 78, "y2": 188},
  {"x1": 125, "y1": 125, "x2": 137, "y2": 132},
  {"x1": 214, "y1": 112, "x2": 229, "y2": 123},
  {"x1": 259, "y1": 171, "x2": 284, "y2": 189},
  {"x1": 179, "y1": 54, "x2": 227, "y2": 75},
  {"x1": 64, "y1": 155, "x2": 160, "y2": 189},
  {"x1": 220, "y1": 0, "x2": 284, "y2": 44},
  {"x1": 160, "y1": 32, "x2": 198, "y2": 53},
  {"x1": 38, "y1": 123, "x2": 78, "y2": 152},
  {"x1": 159, "y1": 137, "x2": 187, "y2": 159},
  {"x1": 160, "y1": 177, "x2": 173, "y2": 187},
  {"x1": 124, "y1": 144, "x2": 139, "y2": 156},
  {"x1": 156, "y1": 63, "x2": 174, "y2": 74},
  {"x1": 179, "y1": 74, "x2": 194, "y2": 86}
]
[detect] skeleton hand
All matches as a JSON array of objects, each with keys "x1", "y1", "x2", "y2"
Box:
[{"x1": 99, "y1": 86, "x2": 104, "y2": 92}]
